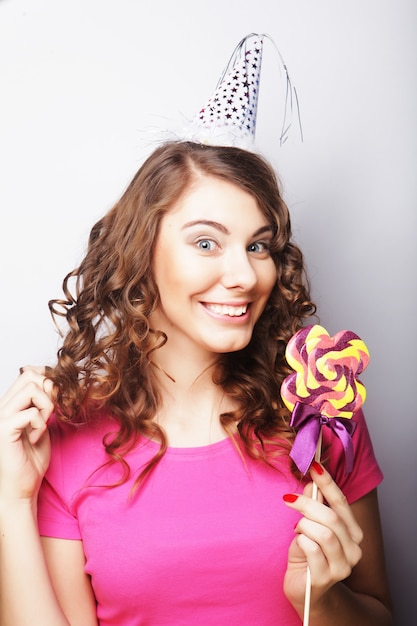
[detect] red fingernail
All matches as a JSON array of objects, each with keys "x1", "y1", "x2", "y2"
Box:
[
  {"x1": 311, "y1": 461, "x2": 324, "y2": 475},
  {"x1": 283, "y1": 493, "x2": 298, "y2": 503}
]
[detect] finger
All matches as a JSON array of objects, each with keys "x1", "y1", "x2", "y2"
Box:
[
  {"x1": 12, "y1": 406, "x2": 50, "y2": 446},
  {"x1": 295, "y1": 532, "x2": 330, "y2": 581},
  {"x1": 286, "y1": 472, "x2": 363, "y2": 572},
  {"x1": 302, "y1": 481, "x2": 324, "y2": 503},
  {"x1": 295, "y1": 531, "x2": 357, "y2": 588},
  {"x1": 309, "y1": 462, "x2": 363, "y2": 544},
  {"x1": 290, "y1": 494, "x2": 356, "y2": 555},
  {"x1": 20, "y1": 366, "x2": 56, "y2": 401},
  {"x1": 0, "y1": 368, "x2": 55, "y2": 411},
  {"x1": 19, "y1": 366, "x2": 54, "y2": 395},
  {"x1": 19, "y1": 365, "x2": 47, "y2": 376},
  {"x1": 284, "y1": 482, "x2": 362, "y2": 562},
  {"x1": 0, "y1": 377, "x2": 55, "y2": 420},
  {"x1": 295, "y1": 513, "x2": 362, "y2": 572}
]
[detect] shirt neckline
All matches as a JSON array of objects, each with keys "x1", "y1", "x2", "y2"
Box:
[{"x1": 140, "y1": 434, "x2": 235, "y2": 456}]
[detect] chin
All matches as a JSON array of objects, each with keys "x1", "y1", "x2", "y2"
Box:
[{"x1": 208, "y1": 338, "x2": 252, "y2": 354}]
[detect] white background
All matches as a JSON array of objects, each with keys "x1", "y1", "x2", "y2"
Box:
[{"x1": 0, "y1": 1, "x2": 415, "y2": 623}]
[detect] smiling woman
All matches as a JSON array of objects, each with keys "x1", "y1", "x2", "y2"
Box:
[
  {"x1": 150, "y1": 175, "x2": 277, "y2": 361},
  {"x1": 0, "y1": 141, "x2": 392, "y2": 626},
  {"x1": 43, "y1": 141, "x2": 310, "y2": 452}
]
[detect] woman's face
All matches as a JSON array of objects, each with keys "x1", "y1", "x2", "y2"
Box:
[{"x1": 150, "y1": 174, "x2": 277, "y2": 361}]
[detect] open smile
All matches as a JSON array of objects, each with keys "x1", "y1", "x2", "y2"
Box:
[{"x1": 203, "y1": 303, "x2": 249, "y2": 317}]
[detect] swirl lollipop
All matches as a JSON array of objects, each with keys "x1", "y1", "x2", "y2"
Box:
[
  {"x1": 280, "y1": 324, "x2": 370, "y2": 626},
  {"x1": 281, "y1": 324, "x2": 370, "y2": 475}
]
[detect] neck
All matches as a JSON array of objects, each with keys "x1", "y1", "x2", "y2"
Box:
[
  {"x1": 149, "y1": 355, "x2": 235, "y2": 447},
  {"x1": 150, "y1": 350, "x2": 219, "y2": 392}
]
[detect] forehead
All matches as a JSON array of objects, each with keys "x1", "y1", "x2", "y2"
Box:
[{"x1": 162, "y1": 175, "x2": 268, "y2": 227}]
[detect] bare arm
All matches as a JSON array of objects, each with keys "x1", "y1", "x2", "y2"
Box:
[
  {"x1": 283, "y1": 463, "x2": 392, "y2": 625},
  {"x1": 0, "y1": 369, "x2": 96, "y2": 626},
  {"x1": 341, "y1": 489, "x2": 392, "y2": 618},
  {"x1": 0, "y1": 500, "x2": 69, "y2": 626},
  {"x1": 41, "y1": 537, "x2": 98, "y2": 626}
]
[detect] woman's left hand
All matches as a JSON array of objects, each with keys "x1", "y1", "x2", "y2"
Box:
[{"x1": 282, "y1": 461, "x2": 364, "y2": 616}]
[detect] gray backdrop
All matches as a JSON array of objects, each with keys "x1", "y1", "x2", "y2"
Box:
[{"x1": 1, "y1": 1, "x2": 415, "y2": 624}]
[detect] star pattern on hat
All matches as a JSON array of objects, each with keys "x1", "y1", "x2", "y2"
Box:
[
  {"x1": 180, "y1": 32, "x2": 303, "y2": 149},
  {"x1": 196, "y1": 36, "x2": 263, "y2": 141}
]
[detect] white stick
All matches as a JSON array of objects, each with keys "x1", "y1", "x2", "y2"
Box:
[{"x1": 303, "y1": 428, "x2": 323, "y2": 626}]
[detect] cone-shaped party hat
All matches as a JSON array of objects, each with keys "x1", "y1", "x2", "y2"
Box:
[{"x1": 182, "y1": 33, "x2": 302, "y2": 149}]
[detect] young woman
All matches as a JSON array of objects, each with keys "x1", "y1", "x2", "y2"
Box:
[{"x1": 0, "y1": 141, "x2": 392, "y2": 625}]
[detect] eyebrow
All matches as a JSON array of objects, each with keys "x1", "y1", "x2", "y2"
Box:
[{"x1": 181, "y1": 220, "x2": 274, "y2": 237}]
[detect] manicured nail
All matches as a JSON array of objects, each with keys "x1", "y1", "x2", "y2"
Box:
[
  {"x1": 283, "y1": 493, "x2": 299, "y2": 503},
  {"x1": 311, "y1": 461, "x2": 324, "y2": 475}
]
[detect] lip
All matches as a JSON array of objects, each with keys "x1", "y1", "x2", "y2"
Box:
[{"x1": 201, "y1": 301, "x2": 251, "y2": 322}]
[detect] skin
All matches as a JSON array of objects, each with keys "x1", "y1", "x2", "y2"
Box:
[
  {"x1": 150, "y1": 174, "x2": 277, "y2": 362},
  {"x1": 283, "y1": 465, "x2": 392, "y2": 624},
  {"x1": 0, "y1": 368, "x2": 97, "y2": 626},
  {"x1": 149, "y1": 174, "x2": 277, "y2": 446},
  {"x1": 0, "y1": 175, "x2": 392, "y2": 625}
]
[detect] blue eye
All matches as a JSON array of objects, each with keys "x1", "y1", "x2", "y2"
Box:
[
  {"x1": 197, "y1": 239, "x2": 216, "y2": 251},
  {"x1": 248, "y1": 241, "x2": 270, "y2": 253}
]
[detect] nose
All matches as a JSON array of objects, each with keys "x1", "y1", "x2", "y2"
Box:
[{"x1": 221, "y1": 248, "x2": 258, "y2": 291}]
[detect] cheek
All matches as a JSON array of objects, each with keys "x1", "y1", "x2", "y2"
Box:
[
  {"x1": 154, "y1": 249, "x2": 205, "y2": 300},
  {"x1": 262, "y1": 260, "x2": 278, "y2": 296},
  {"x1": 154, "y1": 235, "x2": 183, "y2": 285}
]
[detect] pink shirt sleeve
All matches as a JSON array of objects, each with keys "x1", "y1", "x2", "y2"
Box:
[
  {"x1": 37, "y1": 417, "x2": 83, "y2": 540},
  {"x1": 322, "y1": 408, "x2": 383, "y2": 503}
]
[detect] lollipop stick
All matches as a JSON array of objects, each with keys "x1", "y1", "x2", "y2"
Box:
[{"x1": 303, "y1": 427, "x2": 323, "y2": 626}]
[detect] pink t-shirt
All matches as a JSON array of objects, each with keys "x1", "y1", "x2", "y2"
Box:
[{"x1": 37, "y1": 409, "x2": 382, "y2": 625}]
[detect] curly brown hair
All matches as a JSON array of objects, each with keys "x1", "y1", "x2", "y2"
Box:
[{"x1": 48, "y1": 141, "x2": 316, "y2": 484}]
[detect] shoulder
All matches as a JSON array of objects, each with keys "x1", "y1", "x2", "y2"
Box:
[
  {"x1": 45, "y1": 411, "x2": 120, "y2": 487},
  {"x1": 47, "y1": 411, "x2": 118, "y2": 447}
]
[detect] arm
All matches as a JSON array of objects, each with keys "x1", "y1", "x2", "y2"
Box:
[
  {"x1": 283, "y1": 463, "x2": 392, "y2": 625},
  {"x1": 41, "y1": 537, "x2": 97, "y2": 626},
  {"x1": 0, "y1": 500, "x2": 70, "y2": 626},
  {"x1": 341, "y1": 489, "x2": 392, "y2": 619},
  {"x1": 0, "y1": 369, "x2": 97, "y2": 626}
]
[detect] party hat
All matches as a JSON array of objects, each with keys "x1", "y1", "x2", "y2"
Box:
[{"x1": 182, "y1": 33, "x2": 302, "y2": 149}]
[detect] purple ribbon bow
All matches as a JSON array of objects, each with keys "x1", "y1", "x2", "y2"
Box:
[{"x1": 289, "y1": 402, "x2": 357, "y2": 475}]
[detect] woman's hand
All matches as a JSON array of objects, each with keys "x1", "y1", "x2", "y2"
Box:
[
  {"x1": 0, "y1": 366, "x2": 55, "y2": 504},
  {"x1": 282, "y1": 461, "x2": 364, "y2": 617}
]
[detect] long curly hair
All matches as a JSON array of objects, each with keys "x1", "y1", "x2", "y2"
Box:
[{"x1": 48, "y1": 141, "x2": 316, "y2": 484}]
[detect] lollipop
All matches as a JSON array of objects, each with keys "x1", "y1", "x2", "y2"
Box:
[
  {"x1": 281, "y1": 324, "x2": 370, "y2": 475},
  {"x1": 280, "y1": 324, "x2": 370, "y2": 626}
]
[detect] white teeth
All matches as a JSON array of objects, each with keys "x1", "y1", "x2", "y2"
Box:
[{"x1": 207, "y1": 303, "x2": 248, "y2": 317}]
